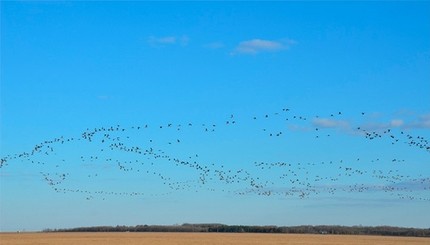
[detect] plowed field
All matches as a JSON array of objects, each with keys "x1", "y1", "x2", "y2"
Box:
[{"x1": 1, "y1": 232, "x2": 429, "y2": 245}]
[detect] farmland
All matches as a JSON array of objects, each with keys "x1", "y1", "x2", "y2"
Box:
[{"x1": 1, "y1": 232, "x2": 429, "y2": 245}]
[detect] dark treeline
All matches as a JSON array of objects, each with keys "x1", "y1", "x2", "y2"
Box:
[{"x1": 44, "y1": 224, "x2": 430, "y2": 237}]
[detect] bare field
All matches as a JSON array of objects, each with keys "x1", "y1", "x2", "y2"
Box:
[{"x1": 1, "y1": 232, "x2": 430, "y2": 245}]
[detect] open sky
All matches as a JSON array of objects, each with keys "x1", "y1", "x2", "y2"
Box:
[{"x1": 1, "y1": 1, "x2": 429, "y2": 232}]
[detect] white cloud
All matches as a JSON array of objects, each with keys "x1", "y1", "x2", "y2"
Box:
[
  {"x1": 232, "y1": 38, "x2": 296, "y2": 55},
  {"x1": 405, "y1": 113, "x2": 430, "y2": 129},
  {"x1": 390, "y1": 119, "x2": 404, "y2": 127},
  {"x1": 312, "y1": 118, "x2": 350, "y2": 129},
  {"x1": 360, "y1": 114, "x2": 430, "y2": 131},
  {"x1": 358, "y1": 122, "x2": 396, "y2": 133}
]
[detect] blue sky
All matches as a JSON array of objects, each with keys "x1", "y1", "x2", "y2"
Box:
[{"x1": 1, "y1": 1, "x2": 429, "y2": 231}]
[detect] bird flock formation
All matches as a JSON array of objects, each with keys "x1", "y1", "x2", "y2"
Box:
[{"x1": 1, "y1": 108, "x2": 429, "y2": 202}]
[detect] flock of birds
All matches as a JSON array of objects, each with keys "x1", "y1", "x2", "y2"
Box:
[{"x1": 1, "y1": 107, "x2": 429, "y2": 202}]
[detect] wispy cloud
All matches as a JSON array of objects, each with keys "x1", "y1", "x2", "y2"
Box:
[
  {"x1": 405, "y1": 113, "x2": 430, "y2": 129},
  {"x1": 390, "y1": 119, "x2": 404, "y2": 127},
  {"x1": 147, "y1": 35, "x2": 189, "y2": 46},
  {"x1": 287, "y1": 124, "x2": 312, "y2": 132},
  {"x1": 388, "y1": 178, "x2": 430, "y2": 191},
  {"x1": 359, "y1": 119, "x2": 404, "y2": 132},
  {"x1": 232, "y1": 38, "x2": 296, "y2": 55},
  {"x1": 312, "y1": 118, "x2": 350, "y2": 130},
  {"x1": 358, "y1": 113, "x2": 430, "y2": 131}
]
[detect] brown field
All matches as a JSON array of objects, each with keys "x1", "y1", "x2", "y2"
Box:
[{"x1": 1, "y1": 232, "x2": 429, "y2": 245}]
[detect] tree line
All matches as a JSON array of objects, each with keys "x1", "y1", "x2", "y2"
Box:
[{"x1": 43, "y1": 224, "x2": 430, "y2": 237}]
